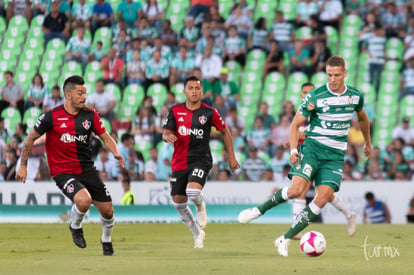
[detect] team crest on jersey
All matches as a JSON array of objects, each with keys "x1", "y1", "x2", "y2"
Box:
[
  {"x1": 82, "y1": 120, "x2": 91, "y2": 130},
  {"x1": 348, "y1": 94, "x2": 353, "y2": 104},
  {"x1": 307, "y1": 102, "x2": 315, "y2": 111},
  {"x1": 66, "y1": 183, "x2": 74, "y2": 193},
  {"x1": 199, "y1": 115, "x2": 207, "y2": 125}
]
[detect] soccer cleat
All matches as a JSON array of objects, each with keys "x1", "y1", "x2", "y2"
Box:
[
  {"x1": 196, "y1": 201, "x2": 208, "y2": 230},
  {"x1": 274, "y1": 235, "x2": 290, "y2": 257},
  {"x1": 194, "y1": 230, "x2": 205, "y2": 249},
  {"x1": 347, "y1": 212, "x2": 357, "y2": 236},
  {"x1": 69, "y1": 225, "x2": 87, "y2": 248},
  {"x1": 101, "y1": 241, "x2": 115, "y2": 256},
  {"x1": 238, "y1": 207, "x2": 262, "y2": 224}
]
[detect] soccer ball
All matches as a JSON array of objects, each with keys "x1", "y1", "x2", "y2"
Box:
[{"x1": 300, "y1": 231, "x2": 327, "y2": 256}]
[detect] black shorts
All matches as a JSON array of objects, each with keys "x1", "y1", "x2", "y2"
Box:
[
  {"x1": 170, "y1": 165, "x2": 210, "y2": 196},
  {"x1": 54, "y1": 169, "x2": 112, "y2": 202}
]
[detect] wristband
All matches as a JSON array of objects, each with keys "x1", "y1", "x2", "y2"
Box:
[{"x1": 290, "y1": 148, "x2": 298, "y2": 156}]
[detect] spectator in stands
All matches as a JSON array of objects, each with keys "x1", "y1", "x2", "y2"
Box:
[
  {"x1": 256, "y1": 102, "x2": 276, "y2": 130},
  {"x1": 144, "y1": 147, "x2": 158, "y2": 181},
  {"x1": 342, "y1": 160, "x2": 359, "y2": 181},
  {"x1": 95, "y1": 147, "x2": 117, "y2": 180},
  {"x1": 362, "y1": 23, "x2": 386, "y2": 91},
  {"x1": 42, "y1": 85, "x2": 64, "y2": 112},
  {"x1": 195, "y1": 22, "x2": 212, "y2": 55},
  {"x1": 87, "y1": 79, "x2": 116, "y2": 121},
  {"x1": 143, "y1": 0, "x2": 163, "y2": 32},
  {"x1": 144, "y1": 50, "x2": 170, "y2": 91},
  {"x1": 0, "y1": 71, "x2": 25, "y2": 117},
  {"x1": 100, "y1": 47, "x2": 125, "y2": 87},
  {"x1": 210, "y1": 19, "x2": 225, "y2": 47},
  {"x1": 212, "y1": 94, "x2": 227, "y2": 117},
  {"x1": 65, "y1": 26, "x2": 92, "y2": 72},
  {"x1": 268, "y1": 146, "x2": 289, "y2": 182},
  {"x1": 42, "y1": 0, "x2": 70, "y2": 44},
  {"x1": 112, "y1": 29, "x2": 130, "y2": 60},
  {"x1": 131, "y1": 107, "x2": 155, "y2": 144},
  {"x1": 44, "y1": 0, "x2": 70, "y2": 17},
  {"x1": 195, "y1": 45, "x2": 222, "y2": 84},
  {"x1": 400, "y1": 56, "x2": 414, "y2": 99},
  {"x1": 346, "y1": 0, "x2": 362, "y2": 15},
  {"x1": 170, "y1": 46, "x2": 195, "y2": 87},
  {"x1": 117, "y1": 0, "x2": 142, "y2": 29},
  {"x1": 71, "y1": 0, "x2": 93, "y2": 31},
  {"x1": 318, "y1": 0, "x2": 343, "y2": 31},
  {"x1": 92, "y1": 0, "x2": 114, "y2": 33},
  {"x1": 119, "y1": 170, "x2": 135, "y2": 204},
  {"x1": 3, "y1": 147, "x2": 18, "y2": 181},
  {"x1": 206, "y1": 4, "x2": 224, "y2": 24},
  {"x1": 308, "y1": 14, "x2": 327, "y2": 47},
  {"x1": 295, "y1": 0, "x2": 319, "y2": 28},
  {"x1": 118, "y1": 132, "x2": 135, "y2": 169},
  {"x1": 407, "y1": 195, "x2": 414, "y2": 223},
  {"x1": 271, "y1": 114, "x2": 290, "y2": 152},
  {"x1": 206, "y1": 34, "x2": 224, "y2": 60},
  {"x1": 151, "y1": 36, "x2": 172, "y2": 64},
  {"x1": 6, "y1": 0, "x2": 32, "y2": 23},
  {"x1": 154, "y1": 104, "x2": 169, "y2": 144},
  {"x1": 271, "y1": 10, "x2": 294, "y2": 52},
  {"x1": 387, "y1": 149, "x2": 411, "y2": 180},
  {"x1": 224, "y1": 3, "x2": 252, "y2": 39},
  {"x1": 180, "y1": 16, "x2": 200, "y2": 51},
  {"x1": 217, "y1": 169, "x2": 231, "y2": 181},
  {"x1": 26, "y1": 73, "x2": 48, "y2": 110},
  {"x1": 224, "y1": 25, "x2": 246, "y2": 67},
  {"x1": 111, "y1": 17, "x2": 128, "y2": 43},
  {"x1": 161, "y1": 19, "x2": 178, "y2": 51},
  {"x1": 156, "y1": 142, "x2": 173, "y2": 181},
  {"x1": 212, "y1": 67, "x2": 240, "y2": 109},
  {"x1": 91, "y1": 40, "x2": 105, "y2": 62},
  {"x1": 138, "y1": 95, "x2": 157, "y2": 117},
  {"x1": 381, "y1": 2, "x2": 406, "y2": 39},
  {"x1": 289, "y1": 39, "x2": 311, "y2": 75},
  {"x1": 134, "y1": 16, "x2": 158, "y2": 44},
  {"x1": 126, "y1": 49, "x2": 146, "y2": 85},
  {"x1": 392, "y1": 116, "x2": 414, "y2": 146},
  {"x1": 309, "y1": 38, "x2": 331, "y2": 76},
  {"x1": 357, "y1": 12, "x2": 376, "y2": 50},
  {"x1": 33, "y1": 0, "x2": 48, "y2": 16},
  {"x1": 164, "y1": 92, "x2": 178, "y2": 109},
  {"x1": 139, "y1": 37, "x2": 152, "y2": 62},
  {"x1": 246, "y1": 116, "x2": 271, "y2": 155},
  {"x1": 231, "y1": 127, "x2": 245, "y2": 153},
  {"x1": 125, "y1": 150, "x2": 145, "y2": 181},
  {"x1": 348, "y1": 117, "x2": 366, "y2": 153},
  {"x1": 188, "y1": 0, "x2": 214, "y2": 26},
  {"x1": 126, "y1": 38, "x2": 140, "y2": 62},
  {"x1": 212, "y1": 147, "x2": 229, "y2": 180},
  {"x1": 404, "y1": 27, "x2": 414, "y2": 62},
  {"x1": 0, "y1": 117, "x2": 9, "y2": 152},
  {"x1": 0, "y1": 0, "x2": 5, "y2": 18},
  {"x1": 363, "y1": 192, "x2": 391, "y2": 224},
  {"x1": 247, "y1": 17, "x2": 269, "y2": 51},
  {"x1": 224, "y1": 107, "x2": 245, "y2": 134},
  {"x1": 263, "y1": 39, "x2": 285, "y2": 77},
  {"x1": 241, "y1": 146, "x2": 266, "y2": 181}
]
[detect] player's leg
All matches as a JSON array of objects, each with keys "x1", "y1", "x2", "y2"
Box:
[
  {"x1": 171, "y1": 169, "x2": 204, "y2": 248},
  {"x1": 291, "y1": 181, "x2": 311, "y2": 240},
  {"x1": 94, "y1": 201, "x2": 115, "y2": 256},
  {"x1": 329, "y1": 193, "x2": 357, "y2": 236},
  {"x1": 186, "y1": 167, "x2": 209, "y2": 229}
]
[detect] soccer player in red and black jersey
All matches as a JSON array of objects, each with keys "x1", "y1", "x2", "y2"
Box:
[
  {"x1": 16, "y1": 75, "x2": 125, "y2": 256},
  {"x1": 163, "y1": 76, "x2": 240, "y2": 248}
]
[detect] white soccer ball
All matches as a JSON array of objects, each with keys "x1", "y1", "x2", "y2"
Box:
[{"x1": 300, "y1": 231, "x2": 327, "y2": 256}]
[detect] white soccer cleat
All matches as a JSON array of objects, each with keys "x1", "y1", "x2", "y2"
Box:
[
  {"x1": 196, "y1": 201, "x2": 208, "y2": 230},
  {"x1": 347, "y1": 212, "x2": 357, "y2": 236},
  {"x1": 274, "y1": 235, "x2": 290, "y2": 257},
  {"x1": 194, "y1": 230, "x2": 205, "y2": 249},
  {"x1": 238, "y1": 207, "x2": 262, "y2": 224}
]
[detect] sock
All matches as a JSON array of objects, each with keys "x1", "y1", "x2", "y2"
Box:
[
  {"x1": 257, "y1": 187, "x2": 289, "y2": 214},
  {"x1": 330, "y1": 194, "x2": 352, "y2": 219},
  {"x1": 186, "y1": 188, "x2": 204, "y2": 208},
  {"x1": 70, "y1": 204, "x2": 86, "y2": 229},
  {"x1": 284, "y1": 202, "x2": 321, "y2": 239},
  {"x1": 173, "y1": 202, "x2": 200, "y2": 237},
  {"x1": 292, "y1": 199, "x2": 307, "y2": 220},
  {"x1": 100, "y1": 216, "x2": 114, "y2": 243}
]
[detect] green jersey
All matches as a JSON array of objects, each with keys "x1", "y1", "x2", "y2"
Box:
[{"x1": 299, "y1": 84, "x2": 364, "y2": 152}]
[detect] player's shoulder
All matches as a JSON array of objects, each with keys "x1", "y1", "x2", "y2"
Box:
[
  {"x1": 170, "y1": 102, "x2": 186, "y2": 111},
  {"x1": 50, "y1": 104, "x2": 64, "y2": 113},
  {"x1": 346, "y1": 85, "x2": 364, "y2": 96},
  {"x1": 201, "y1": 103, "x2": 217, "y2": 111}
]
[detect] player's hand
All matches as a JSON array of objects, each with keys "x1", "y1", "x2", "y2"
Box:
[
  {"x1": 114, "y1": 154, "x2": 125, "y2": 168},
  {"x1": 16, "y1": 165, "x2": 28, "y2": 183},
  {"x1": 229, "y1": 157, "x2": 240, "y2": 172},
  {"x1": 364, "y1": 143, "x2": 372, "y2": 161},
  {"x1": 164, "y1": 133, "x2": 178, "y2": 144},
  {"x1": 290, "y1": 151, "x2": 299, "y2": 165}
]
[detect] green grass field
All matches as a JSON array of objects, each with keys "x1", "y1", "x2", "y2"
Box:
[{"x1": 0, "y1": 223, "x2": 413, "y2": 274}]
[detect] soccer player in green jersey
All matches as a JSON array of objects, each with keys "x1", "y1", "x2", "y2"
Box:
[{"x1": 240, "y1": 56, "x2": 372, "y2": 257}]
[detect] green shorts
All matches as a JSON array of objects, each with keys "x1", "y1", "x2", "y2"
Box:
[{"x1": 289, "y1": 139, "x2": 345, "y2": 192}]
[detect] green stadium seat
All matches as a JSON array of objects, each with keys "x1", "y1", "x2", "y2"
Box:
[
  {"x1": 93, "y1": 27, "x2": 112, "y2": 52},
  {"x1": 8, "y1": 15, "x2": 29, "y2": 33},
  {"x1": 325, "y1": 26, "x2": 338, "y2": 54},
  {"x1": 218, "y1": 0, "x2": 234, "y2": 19},
  {"x1": 246, "y1": 49, "x2": 266, "y2": 65},
  {"x1": 0, "y1": 16, "x2": 6, "y2": 39},
  {"x1": 23, "y1": 107, "x2": 42, "y2": 131},
  {"x1": 118, "y1": 84, "x2": 145, "y2": 121},
  {"x1": 386, "y1": 38, "x2": 404, "y2": 60},
  {"x1": 254, "y1": 1, "x2": 277, "y2": 23},
  {"x1": 278, "y1": 1, "x2": 297, "y2": 21},
  {"x1": 45, "y1": 38, "x2": 66, "y2": 60},
  {"x1": 359, "y1": 82, "x2": 376, "y2": 106},
  {"x1": 105, "y1": 83, "x2": 121, "y2": 113},
  {"x1": 62, "y1": 61, "x2": 83, "y2": 76},
  {"x1": 170, "y1": 82, "x2": 186, "y2": 103},
  {"x1": 285, "y1": 72, "x2": 309, "y2": 108},
  {"x1": 72, "y1": 28, "x2": 92, "y2": 43},
  {"x1": 210, "y1": 139, "x2": 224, "y2": 163},
  {"x1": 15, "y1": 70, "x2": 35, "y2": 91},
  {"x1": 147, "y1": 83, "x2": 168, "y2": 113},
  {"x1": 1, "y1": 107, "x2": 22, "y2": 133},
  {"x1": 383, "y1": 60, "x2": 403, "y2": 73},
  {"x1": 262, "y1": 72, "x2": 285, "y2": 118},
  {"x1": 295, "y1": 26, "x2": 312, "y2": 41},
  {"x1": 101, "y1": 117, "x2": 112, "y2": 133},
  {"x1": 225, "y1": 60, "x2": 242, "y2": 86},
  {"x1": 135, "y1": 139, "x2": 153, "y2": 162},
  {"x1": 310, "y1": 72, "x2": 326, "y2": 88},
  {"x1": 30, "y1": 15, "x2": 44, "y2": 29}
]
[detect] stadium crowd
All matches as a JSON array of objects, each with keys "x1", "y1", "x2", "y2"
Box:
[{"x1": 1, "y1": 0, "x2": 414, "y2": 183}]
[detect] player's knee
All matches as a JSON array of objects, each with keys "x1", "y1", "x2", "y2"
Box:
[
  {"x1": 186, "y1": 188, "x2": 201, "y2": 200},
  {"x1": 102, "y1": 207, "x2": 114, "y2": 219},
  {"x1": 74, "y1": 191, "x2": 92, "y2": 211},
  {"x1": 287, "y1": 187, "x2": 302, "y2": 199}
]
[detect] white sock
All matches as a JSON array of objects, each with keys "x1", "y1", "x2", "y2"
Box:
[
  {"x1": 70, "y1": 204, "x2": 86, "y2": 229},
  {"x1": 330, "y1": 194, "x2": 352, "y2": 218},
  {"x1": 292, "y1": 199, "x2": 307, "y2": 220},
  {"x1": 186, "y1": 188, "x2": 204, "y2": 208},
  {"x1": 309, "y1": 201, "x2": 322, "y2": 215},
  {"x1": 173, "y1": 202, "x2": 200, "y2": 237},
  {"x1": 100, "y1": 216, "x2": 114, "y2": 243},
  {"x1": 282, "y1": 187, "x2": 289, "y2": 200}
]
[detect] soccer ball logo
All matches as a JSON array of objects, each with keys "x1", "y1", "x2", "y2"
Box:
[{"x1": 300, "y1": 231, "x2": 327, "y2": 256}]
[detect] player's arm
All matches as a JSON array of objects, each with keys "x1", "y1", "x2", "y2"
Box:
[
  {"x1": 15, "y1": 130, "x2": 42, "y2": 183},
  {"x1": 356, "y1": 108, "x2": 372, "y2": 161},
  {"x1": 289, "y1": 112, "x2": 307, "y2": 165},
  {"x1": 99, "y1": 131, "x2": 125, "y2": 168},
  {"x1": 162, "y1": 129, "x2": 178, "y2": 143},
  {"x1": 220, "y1": 126, "x2": 240, "y2": 171}
]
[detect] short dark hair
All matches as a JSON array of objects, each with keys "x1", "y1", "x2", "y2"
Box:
[
  {"x1": 326, "y1": 56, "x2": 346, "y2": 70},
  {"x1": 185, "y1": 76, "x2": 201, "y2": 87},
  {"x1": 365, "y1": 192, "x2": 375, "y2": 200},
  {"x1": 121, "y1": 132, "x2": 133, "y2": 142},
  {"x1": 63, "y1": 75, "x2": 85, "y2": 94},
  {"x1": 4, "y1": 70, "x2": 13, "y2": 77},
  {"x1": 301, "y1": 82, "x2": 315, "y2": 89},
  {"x1": 120, "y1": 170, "x2": 131, "y2": 184},
  {"x1": 52, "y1": 85, "x2": 60, "y2": 91}
]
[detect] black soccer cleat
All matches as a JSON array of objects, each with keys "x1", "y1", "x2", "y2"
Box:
[
  {"x1": 69, "y1": 225, "x2": 87, "y2": 248},
  {"x1": 101, "y1": 241, "x2": 114, "y2": 256}
]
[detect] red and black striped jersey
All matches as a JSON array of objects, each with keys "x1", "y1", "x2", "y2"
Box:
[
  {"x1": 163, "y1": 103, "x2": 226, "y2": 171},
  {"x1": 34, "y1": 105, "x2": 106, "y2": 177}
]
